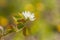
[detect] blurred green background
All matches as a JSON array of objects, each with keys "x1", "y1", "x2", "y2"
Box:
[{"x1": 0, "y1": 0, "x2": 60, "y2": 40}]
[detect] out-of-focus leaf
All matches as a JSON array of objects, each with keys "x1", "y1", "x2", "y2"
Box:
[{"x1": 17, "y1": 23, "x2": 24, "y2": 29}]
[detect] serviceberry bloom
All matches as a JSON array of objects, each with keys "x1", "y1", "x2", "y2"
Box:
[
  {"x1": 22, "y1": 11, "x2": 36, "y2": 21},
  {"x1": 0, "y1": 26, "x2": 3, "y2": 31},
  {"x1": 0, "y1": 26, "x2": 4, "y2": 34}
]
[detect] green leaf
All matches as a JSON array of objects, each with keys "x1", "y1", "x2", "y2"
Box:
[{"x1": 17, "y1": 23, "x2": 24, "y2": 29}]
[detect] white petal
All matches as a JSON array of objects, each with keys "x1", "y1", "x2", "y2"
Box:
[
  {"x1": 30, "y1": 18, "x2": 36, "y2": 21},
  {"x1": 22, "y1": 12, "x2": 28, "y2": 19},
  {"x1": 30, "y1": 13, "x2": 35, "y2": 18},
  {"x1": 27, "y1": 11, "x2": 31, "y2": 17}
]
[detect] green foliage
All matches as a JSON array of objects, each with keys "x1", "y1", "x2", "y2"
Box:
[{"x1": 17, "y1": 23, "x2": 24, "y2": 29}]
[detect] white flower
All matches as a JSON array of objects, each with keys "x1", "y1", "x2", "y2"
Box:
[
  {"x1": 0, "y1": 26, "x2": 4, "y2": 32},
  {"x1": 22, "y1": 11, "x2": 36, "y2": 21}
]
